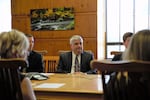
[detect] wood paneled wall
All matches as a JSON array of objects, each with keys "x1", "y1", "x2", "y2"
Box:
[{"x1": 11, "y1": 0, "x2": 97, "y2": 58}]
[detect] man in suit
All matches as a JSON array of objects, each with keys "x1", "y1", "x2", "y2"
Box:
[
  {"x1": 25, "y1": 33, "x2": 44, "y2": 72},
  {"x1": 112, "y1": 32, "x2": 133, "y2": 61},
  {"x1": 57, "y1": 35, "x2": 96, "y2": 74}
]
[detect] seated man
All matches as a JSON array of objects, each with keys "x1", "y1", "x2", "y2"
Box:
[
  {"x1": 112, "y1": 32, "x2": 133, "y2": 61},
  {"x1": 57, "y1": 35, "x2": 97, "y2": 74},
  {"x1": 25, "y1": 33, "x2": 44, "y2": 72}
]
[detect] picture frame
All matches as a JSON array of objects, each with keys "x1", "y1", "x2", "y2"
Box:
[{"x1": 30, "y1": 7, "x2": 74, "y2": 31}]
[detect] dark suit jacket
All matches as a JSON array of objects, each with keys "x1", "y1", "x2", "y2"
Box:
[
  {"x1": 26, "y1": 51, "x2": 44, "y2": 72},
  {"x1": 57, "y1": 51, "x2": 96, "y2": 74},
  {"x1": 112, "y1": 53, "x2": 122, "y2": 61}
]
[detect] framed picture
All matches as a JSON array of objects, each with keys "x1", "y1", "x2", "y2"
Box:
[{"x1": 30, "y1": 7, "x2": 74, "y2": 31}]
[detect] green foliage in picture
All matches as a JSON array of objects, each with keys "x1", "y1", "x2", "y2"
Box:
[{"x1": 30, "y1": 7, "x2": 74, "y2": 31}]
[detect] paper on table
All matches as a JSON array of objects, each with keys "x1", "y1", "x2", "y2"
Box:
[
  {"x1": 40, "y1": 73, "x2": 54, "y2": 76},
  {"x1": 34, "y1": 83, "x2": 65, "y2": 88}
]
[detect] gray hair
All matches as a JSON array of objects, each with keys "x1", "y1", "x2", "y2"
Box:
[
  {"x1": 0, "y1": 29, "x2": 29, "y2": 58},
  {"x1": 69, "y1": 35, "x2": 83, "y2": 44},
  {"x1": 122, "y1": 29, "x2": 150, "y2": 61}
]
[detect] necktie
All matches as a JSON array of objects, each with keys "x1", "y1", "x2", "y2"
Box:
[{"x1": 75, "y1": 55, "x2": 80, "y2": 72}]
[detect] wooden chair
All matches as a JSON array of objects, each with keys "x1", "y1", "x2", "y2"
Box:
[
  {"x1": 58, "y1": 50, "x2": 93, "y2": 55},
  {"x1": 34, "y1": 50, "x2": 48, "y2": 56},
  {"x1": 43, "y1": 56, "x2": 59, "y2": 73},
  {"x1": 91, "y1": 60, "x2": 150, "y2": 100},
  {"x1": 0, "y1": 58, "x2": 27, "y2": 100},
  {"x1": 110, "y1": 51, "x2": 122, "y2": 56}
]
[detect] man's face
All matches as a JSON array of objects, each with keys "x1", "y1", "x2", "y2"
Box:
[
  {"x1": 71, "y1": 39, "x2": 83, "y2": 55},
  {"x1": 28, "y1": 36, "x2": 34, "y2": 51},
  {"x1": 124, "y1": 37, "x2": 131, "y2": 48}
]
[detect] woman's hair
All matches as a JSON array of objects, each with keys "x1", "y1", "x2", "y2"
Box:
[
  {"x1": 122, "y1": 29, "x2": 150, "y2": 61},
  {"x1": 0, "y1": 29, "x2": 29, "y2": 58}
]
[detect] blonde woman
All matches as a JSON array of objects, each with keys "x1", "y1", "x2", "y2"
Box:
[
  {"x1": 0, "y1": 29, "x2": 36, "y2": 100},
  {"x1": 107, "y1": 29, "x2": 150, "y2": 100}
]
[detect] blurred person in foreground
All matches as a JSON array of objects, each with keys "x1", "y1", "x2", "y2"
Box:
[
  {"x1": 0, "y1": 29, "x2": 36, "y2": 100},
  {"x1": 107, "y1": 29, "x2": 150, "y2": 100}
]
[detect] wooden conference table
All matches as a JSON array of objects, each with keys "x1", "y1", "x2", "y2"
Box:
[{"x1": 32, "y1": 73, "x2": 104, "y2": 100}]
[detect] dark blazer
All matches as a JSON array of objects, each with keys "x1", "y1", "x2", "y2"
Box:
[
  {"x1": 57, "y1": 51, "x2": 96, "y2": 74},
  {"x1": 26, "y1": 51, "x2": 44, "y2": 72}
]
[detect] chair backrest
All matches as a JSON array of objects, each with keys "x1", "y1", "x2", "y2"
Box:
[
  {"x1": 110, "y1": 51, "x2": 122, "y2": 56},
  {"x1": 34, "y1": 50, "x2": 48, "y2": 56},
  {"x1": 43, "y1": 56, "x2": 59, "y2": 73},
  {"x1": 58, "y1": 50, "x2": 93, "y2": 55},
  {"x1": 91, "y1": 60, "x2": 150, "y2": 100},
  {"x1": 0, "y1": 58, "x2": 27, "y2": 100}
]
